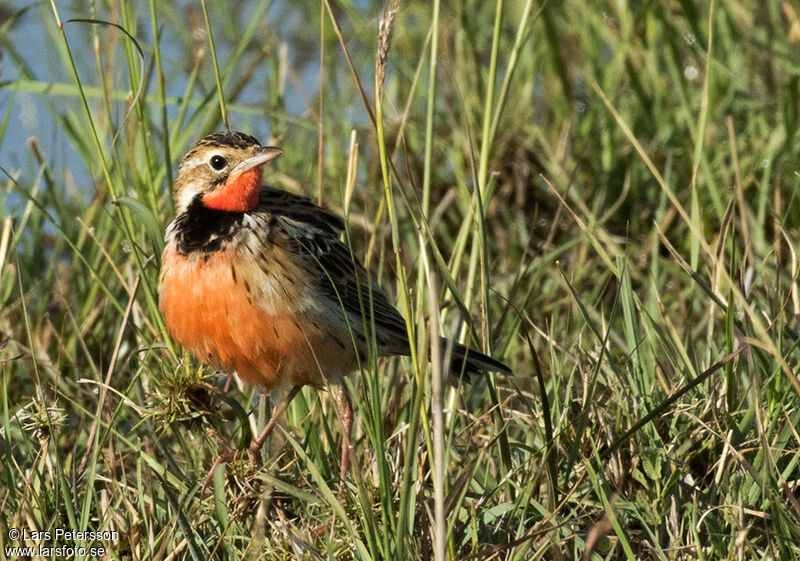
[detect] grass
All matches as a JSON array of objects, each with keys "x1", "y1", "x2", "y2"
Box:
[{"x1": 2, "y1": 0, "x2": 800, "y2": 559}]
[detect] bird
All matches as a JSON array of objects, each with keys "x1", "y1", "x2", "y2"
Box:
[{"x1": 158, "y1": 130, "x2": 511, "y2": 482}]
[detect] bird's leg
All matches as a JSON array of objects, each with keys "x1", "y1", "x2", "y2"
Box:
[
  {"x1": 202, "y1": 435, "x2": 238, "y2": 490},
  {"x1": 203, "y1": 385, "x2": 302, "y2": 489},
  {"x1": 222, "y1": 373, "x2": 234, "y2": 393},
  {"x1": 249, "y1": 384, "x2": 303, "y2": 457},
  {"x1": 330, "y1": 381, "x2": 353, "y2": 482}
]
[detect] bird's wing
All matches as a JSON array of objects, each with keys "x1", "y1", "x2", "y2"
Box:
[{"x1": 254, "y1": 188, "x2": 409, "y2": 352}]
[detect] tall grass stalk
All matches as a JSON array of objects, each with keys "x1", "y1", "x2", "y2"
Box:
[{"x1": 199, "y1": 0, "x2": 228, "y2": 130}]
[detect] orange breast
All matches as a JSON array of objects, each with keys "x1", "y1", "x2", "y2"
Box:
[{"x1": 158, "y1": 247, "x2": 339, "y2": 390}]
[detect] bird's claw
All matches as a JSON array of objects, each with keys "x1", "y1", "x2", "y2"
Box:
[{"x1": 202, "y1": 447, "x2": 261, "y2": 491}]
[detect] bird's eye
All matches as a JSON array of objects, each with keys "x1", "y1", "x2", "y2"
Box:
[{"x1": 209, "y1": 155, "x2": 227, "y2": 171}]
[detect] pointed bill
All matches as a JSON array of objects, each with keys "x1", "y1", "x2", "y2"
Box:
[{"x1": 229, "y1": 146, "x2": 283, "y2": 177}]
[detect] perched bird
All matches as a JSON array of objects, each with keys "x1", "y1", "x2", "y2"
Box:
[{"x1": 158, "y1": 131, "x2": 510, "y2": 481}]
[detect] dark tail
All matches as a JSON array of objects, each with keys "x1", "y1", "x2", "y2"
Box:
[{"x1": 444, "y1": 339, "x2": 512, "y2": 375}]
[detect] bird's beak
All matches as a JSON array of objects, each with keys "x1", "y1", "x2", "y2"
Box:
[{"x1": 230, "y1": 146, "x2": 283, "y2": 176}]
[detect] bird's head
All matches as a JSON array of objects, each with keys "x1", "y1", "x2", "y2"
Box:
[{"x1": 173, "y1": 131, "x2": 283, "y2": 214}]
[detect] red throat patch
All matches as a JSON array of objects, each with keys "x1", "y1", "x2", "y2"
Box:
[{"x1": 202, "y1": 167, "x2": 263, "y2": 212}]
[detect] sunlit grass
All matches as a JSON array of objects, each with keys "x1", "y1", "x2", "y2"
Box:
[{"x1": 2, "y1": 1, "x2": 800, "y2": 559}]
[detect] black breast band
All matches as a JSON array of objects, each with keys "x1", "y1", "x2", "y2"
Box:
[{"x1": 173, "y1": 195, "x2": 245, "y2": 255}]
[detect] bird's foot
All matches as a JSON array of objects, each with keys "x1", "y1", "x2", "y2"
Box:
[
  {"x1": 202, "y1": 447, "x2": 263, "y2": 490},
  {"x1": 202, "y1": 432, "x2": 262, "y2": 490}
]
